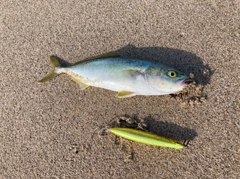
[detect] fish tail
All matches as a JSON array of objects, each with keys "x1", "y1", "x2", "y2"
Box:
[{"x1": 38, "y1": 56, "x2": 63, "y2": 84}]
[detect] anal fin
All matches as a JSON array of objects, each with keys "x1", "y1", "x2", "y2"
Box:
[
  {"x1": 70, "y1": 76, "x2": 89, "y2": 90},
  {"x1": 116, "y1": 90, "x2": 136, "y2": 98}
]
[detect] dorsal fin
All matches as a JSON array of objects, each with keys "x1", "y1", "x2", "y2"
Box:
[
  {"x1": 85, "y1": 51, "x2": 120, "y2": 61},
  {"x1": 97, "y1": 51, "x2": 120, "y2": 59},
  {"x1": 74, "y1": 51, "x2": 120, "y2": 64}
]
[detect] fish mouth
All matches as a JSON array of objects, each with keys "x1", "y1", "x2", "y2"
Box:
[{"x1": 182, "y1": 78, "x2": 193, "y2": 85}]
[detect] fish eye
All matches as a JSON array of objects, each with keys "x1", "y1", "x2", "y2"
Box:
[{"x1": 167, "y1": 71, "x2": 177, "y2": 78}]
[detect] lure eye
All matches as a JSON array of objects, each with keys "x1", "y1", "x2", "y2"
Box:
[{"x1": 167, "y1": 71, "x2": 177, "y2": 78}]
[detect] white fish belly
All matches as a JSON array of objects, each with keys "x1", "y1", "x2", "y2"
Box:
[{"x1": 62, "y1": 63, "x2": 156, "y2": 94}]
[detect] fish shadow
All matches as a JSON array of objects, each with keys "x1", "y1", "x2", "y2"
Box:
[
  {"x1": 115, "y1": 44, "x2": 214, "y2": 86},
  {"x1": 110, "y1": 114, "x2": 197, "y2": 142}
]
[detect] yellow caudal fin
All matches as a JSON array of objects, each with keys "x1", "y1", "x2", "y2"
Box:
[{"x1": 38, "y1": 56, "x2": 62, "y2": 84}]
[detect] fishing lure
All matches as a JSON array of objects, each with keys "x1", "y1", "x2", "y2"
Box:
[
  {"x1": 109, "y1": 128, "x2": 185, "y2": 149},
  {"x1": 38, "y1": 52, "x2": 192, "y2": 98}
]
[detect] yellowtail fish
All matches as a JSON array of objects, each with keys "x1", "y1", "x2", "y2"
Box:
[
  {"x1": 109, "y1": 128, "x2": 184, "y2": 149},
  {"x1": 38, "y1": 52, "x2": 192, "y2": 98}
]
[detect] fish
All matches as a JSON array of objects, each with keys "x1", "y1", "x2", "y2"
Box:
[
  {"x1": 38, "y1": 51, "x2": 192, "y2": 98},
  {"x1": 109, "y1": 128, "x2": 185, "y2": 149}
]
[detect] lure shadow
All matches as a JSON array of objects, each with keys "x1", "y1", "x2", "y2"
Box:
[
  {"x1": 143, "y1": 116, "x2": 197, "y2": 142},
  {"x1": 115, "y1": 44, "x2": 214, "y2": 86},
  {"x1": 109, "y1": 114, "x2": 197, "y2": 142}
]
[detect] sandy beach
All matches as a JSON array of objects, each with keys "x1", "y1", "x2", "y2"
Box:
[{"x1": 1, "y1": 1, "x2": 239, "y2": 178}]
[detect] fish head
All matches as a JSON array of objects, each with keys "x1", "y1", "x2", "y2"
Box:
[{"x1": 146, "y1": 67, "x2": 192, "y2": 94}]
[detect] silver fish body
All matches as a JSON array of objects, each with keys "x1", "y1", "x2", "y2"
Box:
[{"x1": 39, "y1": 52, "x2": 192, "y2": 98}]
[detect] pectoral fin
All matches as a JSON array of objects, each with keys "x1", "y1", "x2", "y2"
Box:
[
  {"x1": 70, "y1": 76, "x2": 89, "y2": 90},
  {"x1": 116, "y1": 90, "x2": 136, "y2": 98},
  {"x1": 123, "y1": 70, "x2": 143, "y2": 78}
]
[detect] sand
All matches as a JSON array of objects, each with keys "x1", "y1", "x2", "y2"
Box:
[{"x1": 1, "y1": 0, "x2": 239, "y2": 178}]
